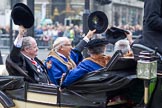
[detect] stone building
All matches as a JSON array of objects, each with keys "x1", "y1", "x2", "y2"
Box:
[
  {"x1": 0, "y1": 0, "x2": 144, "y2": 27},
  {"x1": 93, "y1": 0, "x2": 144, "y2": 26}
]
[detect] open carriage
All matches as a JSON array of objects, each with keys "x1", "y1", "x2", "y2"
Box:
[
  {"x1": 0, "y1": 43, "x2": 162, "y2": 108},
  {"x1": 5, "y1": 2, "x2": 161, "y2": 107},
  {"x1": 0, "y1": 48, "x2": 146, "y2": 108}
]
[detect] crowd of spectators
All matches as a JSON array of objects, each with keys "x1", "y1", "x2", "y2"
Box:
[
  {"x1": 34, "y1": 23, "x2": 142, "y2": 48},
  {"x1": 0, "y1": 23, "x2": 142, "y2": 49},
  {"x1": 34, "y1": 23, "x2": 83, "y2": 49}
]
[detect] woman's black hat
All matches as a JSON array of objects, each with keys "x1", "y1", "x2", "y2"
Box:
[
  {"x1": 86, "y1": 38, "x2": 109, "y2": 48},
  {"x1": 11, "y1": 3, "x2": 34, "y2": 28},
  {"x1": 106, "y1": 27, "x2": 129, "y2": 44},
  {"x1": 88, "y1": 11, "x2": 108, "y2": 34}
]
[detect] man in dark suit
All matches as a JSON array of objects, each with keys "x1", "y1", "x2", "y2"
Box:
[
  {"x1": 0, "y1": 50, "x2": 3, "y2": 64},
  {"x1": 132, "y1": 0, "x2": 162, "y2": 108},
  {"x1": 6, "y1": 26, "x2": 50, "y2": 84},
  {"x1": 133, "y1": 0, "x2": 162, "y2": 54}
]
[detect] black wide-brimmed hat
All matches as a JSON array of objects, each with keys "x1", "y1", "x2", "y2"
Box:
[
  {"x1": 11, "y1": 3, "x2": 34, "y2": 28},
  {"x1": 88, "y1": 11, "x2": 108, "y2": 34},
  {"x1": 86, "y1": 38, "x2": 108, "y2": 48},
  {"x1": 106, "y1": 27, "x2": 129, "y2": 44}
]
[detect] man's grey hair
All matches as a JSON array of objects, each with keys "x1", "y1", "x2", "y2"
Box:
[
  {"x1": 21, "y1": 36, "x2": 34, "y2": 51},
  {"x1": 114, "y1": 39, "x2": 131, "y2": 54},
  {"x1": 53, "y1": 37, "x2": 70, "y2": 51}
]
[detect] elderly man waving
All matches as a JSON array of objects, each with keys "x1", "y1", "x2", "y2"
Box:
[{"x1": 44, "y1": 30, "x2": 96, "y2": 85}]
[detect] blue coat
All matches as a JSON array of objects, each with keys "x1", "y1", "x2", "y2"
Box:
[
  {"x1": 61, "y1": 59, "x2": 103, "y2": 87},
  {"x1": 61, "y1": 55, "x2": 111, "y2": 88},
  {"x1": 45, "y1": 49, "x2": 83, "y2": 85},
  {"x1": 44, "y1": 40, "x2": 87, "y2": 85}
]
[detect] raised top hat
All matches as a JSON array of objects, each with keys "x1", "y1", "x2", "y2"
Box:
[
  {"x1": 86, "y1": 38, "x2": 108, "y2": 48},
  {"x1": 11, "y1": 3, "x2": 34, "y2": 28},
  {"x1": 88, "y1": 11, "x2": 108, "y2": 34},
  {"x1": 106, "y1": 27, "x2": 129, "y2": 44}
]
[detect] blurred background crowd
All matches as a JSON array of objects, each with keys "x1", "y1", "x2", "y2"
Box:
[{"x1": 0, "y1": 0, "x2": 144, "y2": 50}]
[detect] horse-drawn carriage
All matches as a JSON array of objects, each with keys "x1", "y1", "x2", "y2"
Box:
[
  {"x1": 0, "y1": 49, "x2": 145, "y2": 108},
  {"x1": 2, "y1": 2, "x2": 160, "y2": 107},
  {"x1": 0, "y1": 43, "x2": 161, "y2": 108}
]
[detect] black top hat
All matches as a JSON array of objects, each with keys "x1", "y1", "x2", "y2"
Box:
[
  {"x1": 86, "y1": 38, "x2": 108, "y2": 48},
  {"x1": 106, "y1": 27, "x2": 129, "y2": 44},
  {"x1": 11, "y1": 3, "x2": 34, "y2": 28},
  {"x1": 88, "y1": 11, "x2": 108, "y2": 34}
]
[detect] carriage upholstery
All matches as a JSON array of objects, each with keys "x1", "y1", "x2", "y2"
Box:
[
  {"x1": 61, "y1": 65, "x2": 143, "y2": 107},
  {"x1": 0, "y1": 68, "x2": 143, "y2": 108},
  {"x1": 0, "y1": 76, "x2": 24, "y2": 108}
]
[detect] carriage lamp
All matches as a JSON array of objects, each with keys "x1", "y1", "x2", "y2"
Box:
[
  {"x1": 137, "y1": 51, "x2": 157, "y2": 105},
  {"x1": 137, "y1": 51, "x2": 157, "y2": 79}
]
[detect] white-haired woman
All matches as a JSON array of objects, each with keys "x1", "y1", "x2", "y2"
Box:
[
  {"x1": 44, "y1": 30, "x2": 96, "y2": 85},
  {"x1": 114, "y1": 39, "x2": 133, "y2": 57}
]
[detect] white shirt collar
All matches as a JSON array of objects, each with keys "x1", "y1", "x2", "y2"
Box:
[
  {"x1": 56, "y1": 52, "x2": 67, "y2": 59},
  {"x1": 21, "y1": 52, "x2": 33, "y2": 60}
]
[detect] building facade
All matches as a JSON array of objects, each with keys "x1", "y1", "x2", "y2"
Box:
[
  {"x1": 0, "y1": 0, "x2": 144, "y2": 27},
  {"x1": 94, "y1": 0, "x2": 144, "y2": 26},
  {"x1": 34, "y1": 0, "x2": 144, "y2": 27}
]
